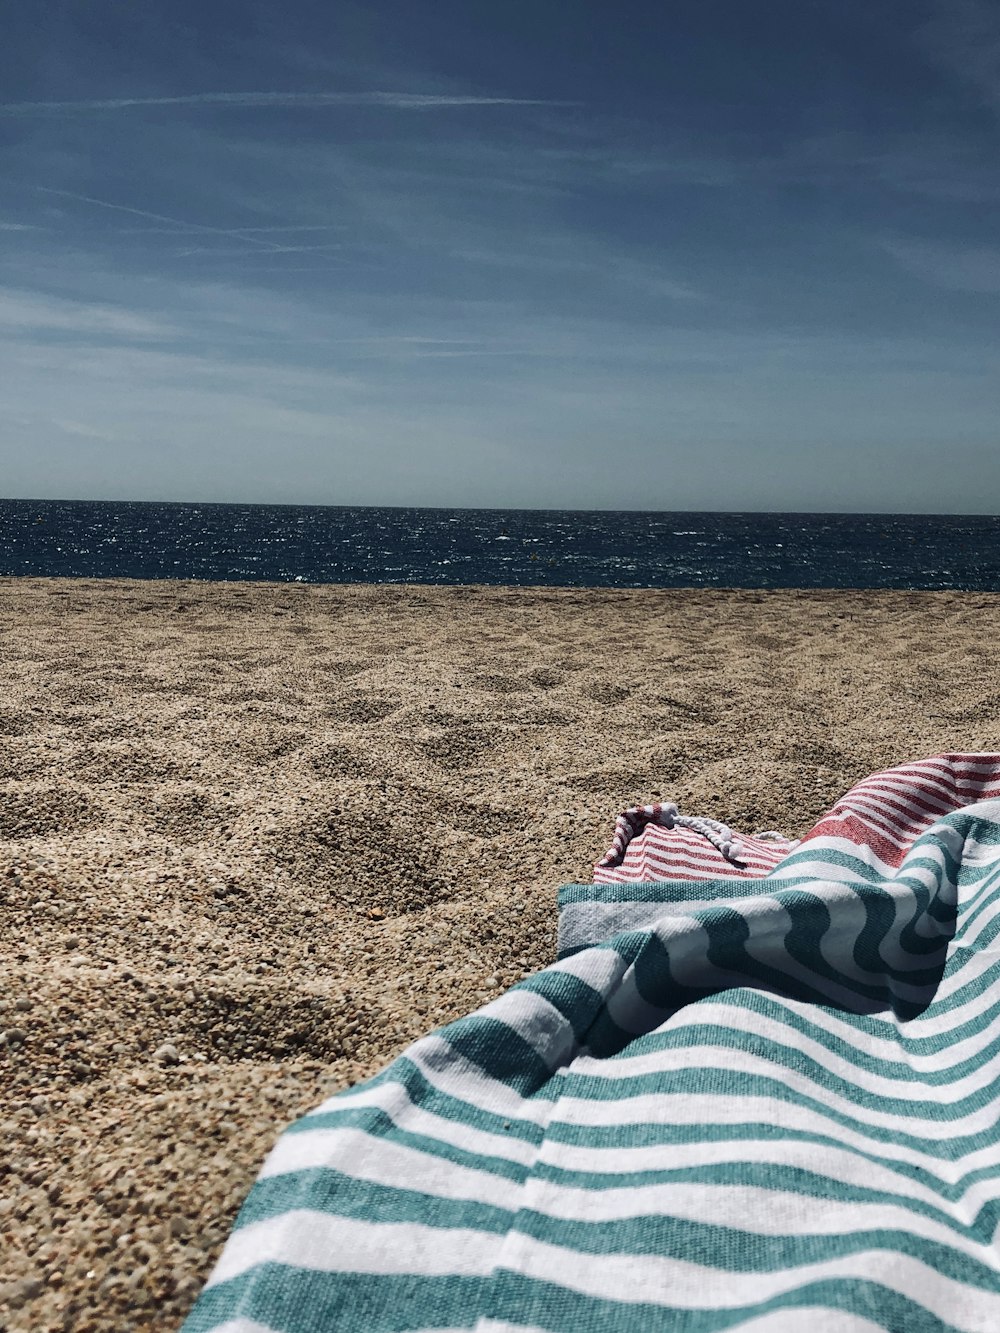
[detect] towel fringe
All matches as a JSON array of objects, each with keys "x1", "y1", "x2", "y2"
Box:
[{"x1": 597, "y1": 800, "x2": 750, "y2": 868}]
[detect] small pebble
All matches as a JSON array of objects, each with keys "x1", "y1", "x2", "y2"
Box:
[
  {"x1": 153, "y1": 1044, "x2": 180, "y2": 1066},
  {"x1": 5, "y1": 1274, "x2": 43, "y2": 1308}
]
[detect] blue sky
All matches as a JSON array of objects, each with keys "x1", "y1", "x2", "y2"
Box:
[{"x1": 2, "y1": 0, "x2": 999, "y2": 511}]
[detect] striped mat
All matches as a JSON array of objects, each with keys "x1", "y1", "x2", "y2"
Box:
[{"x1": 182, "y1": 753, "x2": 1000, "y2": 1332}]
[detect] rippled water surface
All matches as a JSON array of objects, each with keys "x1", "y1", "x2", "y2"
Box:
[{"x1": 1, "y1": 500, "x2": 998, "y2": 589}]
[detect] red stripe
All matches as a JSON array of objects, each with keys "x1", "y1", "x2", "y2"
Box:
[{"x1": 595, "y1": 753, "x2": 1000, "y2": 885}]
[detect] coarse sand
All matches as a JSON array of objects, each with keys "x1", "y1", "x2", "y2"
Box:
[{"x1": 1, "y1": 577, "x2": 999, "y2": 1331}]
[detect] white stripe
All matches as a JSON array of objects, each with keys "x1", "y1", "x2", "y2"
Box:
[
  {"x1": 603, "y1": 893, "x2": 946, "y2": 1036},
  {"x1": 275, "y1": 1091, "x2": 1000, "y2": 1224},
  {"x1": 593, "y1": 1003, "x2": 1000, "y2": 1106},
  {"x1": 633, "y1": 838, "x2": 782, "y2": 871},
  {"x1": 206, "y1": 1212, "x2": 498, "y2": 1287},
  {"x1": 920, "y1": 945, "x2": 1000, "y2": 1004},
  {"x1": 259, "y1": 1124, "x2": 518, "y2": 1209},
  {"x1": 915, "y1": 957, "x2": 1000, "y2": 1032},
  {"x1": 623, "y1": 848, "x2": 749, "y2": 877},
  {"x1": 815, "y1": 805, "x2": 917, "y2": 849},
  {"x1": 475, "y1": 990, "x2": 577, "y2": 1071},
  {"x1": 315, "y1": 1034, "x2": 556, "y2": 1125},
  {"x1": 861, "y1": 772, "x2": 1000, "y2": 810},
  {"x1": 768, "y1": 850, "x2": 900, "y2": 884},
  {"x1": 957, "y1": 865, "x2": 1000, "y2": 913},
  {"x1": 955, "y1": 897, "x2": 1000, "y2": 950},
  {"x1": 853, "y1": 775, "x2": 963, "y2": 815},
  {"x1": 516, "y1": 1178, "x2": 998, "y2": 1266},
  {"x1": 757, "y1": 990, "x2": 1000, "y2": 1071},
  {"x1": 729, "y1": 1311, "x2": 887, "y2": 1333},
  {"x1": 536, "y1": 1132, "x2": 1000, "y2": 1223},
  {"x1": 545, "y1": 946, "x2": 630, "y2": 995},
  {"x1": 310, "y1": 1049, "x2": 1000, "y2": 1186},
  {"x1": 845, "y1": 791, "x2": 952, "y2": 838},
  {"x1": 414, "y1": 1324, "x2": 547, "y2": 1333},
  {"x1": 299, "y1": 1079, "x2": 539, "y2": 1167},
  {"x1": 555, "y1": 1089, "x2": 1000, "y2": 1182},
  {"x1": 559, "y1": 1065, "x2": 1000, "y2": 1140},
  {"x1": 761, "y1": 987, "x2": 1000, "y2": 1065},
  {"x1": 847, "y1": 766, "x2": 990, "y2": 808},
  {"x1": 201, "y1": 1322, "x2": 282, "y2": 1333},
  {"x1": 494, "y1": 1233, "x2": 1000, "y2": 1330}
]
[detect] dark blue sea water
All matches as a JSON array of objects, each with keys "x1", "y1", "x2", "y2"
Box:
[{"x1": 1, "y1": 499, "x2": 998, "y2": 590}]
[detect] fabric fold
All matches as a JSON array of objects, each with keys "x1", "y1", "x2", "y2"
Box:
[{"x1": 182, "y1": 754, "x2": 1000, "y2": 1333}]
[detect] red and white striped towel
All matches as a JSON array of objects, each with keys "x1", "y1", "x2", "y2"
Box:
[{"x1": 595, "y1": 753, "x2": 1000, "y2": 883}]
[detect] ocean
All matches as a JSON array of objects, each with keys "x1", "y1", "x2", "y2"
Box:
[{"x1": 1, "y1": 498, "x2": 998, "y2": 590}]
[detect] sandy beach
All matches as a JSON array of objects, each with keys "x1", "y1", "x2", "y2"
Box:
[{"x1": 1, "y1": 576, "x2": 998, "y2": 1331}]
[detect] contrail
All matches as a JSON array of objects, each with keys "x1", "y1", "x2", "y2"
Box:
[
  {"x1": 3, "y1": 180, "x2": 354, "y2": 263},
  {"x1": 110, "y1": 224, "x2": 343, "y2": 235},
  {"x1": 0, "y1": 90, "x2": 567, "y2": 115},
  {"x1": 19, "y1": 183, "x2": 295, "y2": 252}
]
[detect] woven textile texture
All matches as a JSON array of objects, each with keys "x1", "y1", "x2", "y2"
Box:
[{"x1": 182, "y1": 754, "x2": 1000, "y2": 1332}]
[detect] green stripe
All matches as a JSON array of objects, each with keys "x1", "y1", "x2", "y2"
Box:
[
  {"x1": 181, "y1": 1268, "x2": 489, "y2": 1333},
  {"x1": 291, "y1": 1056, "x2": 547, "y2": 1144},
  {"x1": 510, "y1": 969, "x2": 610, "y2": 1044},
  {"x1": 555, "y1": 1065, "x2": 1000, "y2": 1145},
  {"x1": 511, "y1": 1211, "x2": 1000, "y2": 1286},
  {"x1": 233, "y1": 1167, "x2": 512, "y2": 1233},
  {"x1": 585, "y1": 1016, "x2": 1000, "y2": 1106},
  {"x1": 528, "y1": 1158, "x2": 994, "y2": 1238},
  {"x1": 231, "y1": 1158, "x2": 994, "y2": 1251},
  {"x1": 618, "y1": 989, "x2": 1000, "y2": 1081},
  {"x1": 182, "y1": 1264, "x2": 971, "y2": 1333},
  {"x1": 441, "y1": 1015, "x2": 560, "y2": 1096},
  {"x1": 700, "y1": 987, "x2": 1000, "y2": 1063},
  {"x1": 543, "y1": 1109, "x2": 1000, "y2": 1173},
  {"x1": 485, "y1": 1270, "x2": 966, "y2": 1333},
  {"x1": 278, "y1": 1107, "x2": 531, "y2": 1184}
]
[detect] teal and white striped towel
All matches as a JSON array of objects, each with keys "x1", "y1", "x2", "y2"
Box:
[{"x1": 182, "y1": 754, "x2": 1000, "y2": 1332}]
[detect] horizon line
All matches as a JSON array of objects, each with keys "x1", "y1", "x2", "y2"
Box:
[{"x1": 1, "y1": 496, "x2": 997, "y2": 519}]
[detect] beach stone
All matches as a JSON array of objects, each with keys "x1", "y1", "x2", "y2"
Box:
[
  {"x1": 2, "y1": 1274, "x2": 43, "y2": 1307},
  {"x1": 153, "y1": 1044, "x2": 180, "y2": 1066}
]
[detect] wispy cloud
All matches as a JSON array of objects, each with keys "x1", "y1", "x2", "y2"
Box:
[
  {"x1": 52, "y1": 418, "x2": 119, "y2": 442},
  {"x1": 0, "y1": 90, "x2": 569, "y2": 116},
  {"x1": 12, "y1": 182, "x2": 331, "y2": 256},
  {"x1": 881, "y1": 236, "x2": 1000, "y2": 295},
  {"x1": 110, "y1": 224, "x2": 343, "y2": 234},
  {"x1": 0, "y1": 287, "x2": 180, "y2": 338},
  {"x1": 172, "y1": 242, "x2": 345, "y2": 257},
  {"x1": 918, "y1": 0, "x2": 1000, "y2": 114}
]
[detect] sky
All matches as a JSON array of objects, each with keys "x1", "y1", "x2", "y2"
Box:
[{"x1": 2, "y1": 0, "x2": 999, "y2": 512}]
